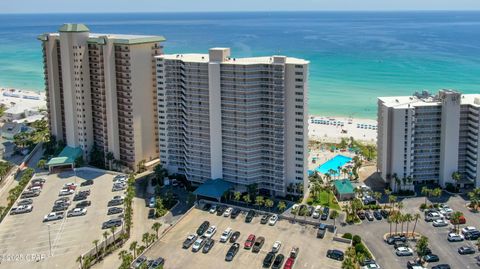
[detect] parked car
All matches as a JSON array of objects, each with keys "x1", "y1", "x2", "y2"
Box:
[
  {"x1": 433, "y1": 219, "x2": 449, "y2": 227},
  {"x1": 365, "y1": 211, "x2": 374, "y2": 221},
  {"x1": 204, "y1": 226, "x2": 217, "y2": 238},
  {"x1": 357, "y1": 210, "x2": 366, "y2": 220},
  {"x1": 107, "y1": 207, "x2": 123, "y2": 215},
  {"x1": 67, "y1": 207, "x2": 87, "y2": 217},
  {"x1": 149, "y1": 257, "x2": 165, "y2": 269},
  {"x1": 431, "y1": 265, "x2": 451, "y2": 269},
  {"x1": 191, "y1": 236, "x2": 207, "y2": 252},
  {"x1": 244, "y1": 234, "x2": 256, "y2": 249},
  {"x1": 458, "y1": 246, "x2": 475, "y2": 255},
  {"x1": 102, "y1": 219, "x2": 122, "y2": 229},
  {"x1": 396, "y1": 247, "x2": 414, "y2": 256},
  {"x1": 283, "y1": 257, "x2": 295, "y2": 269},
  {"x1": 230, "y1": 231, "x2": 240, "y2": 243},
  {"x1": 230, "y1": 208, "x2": 241, "y2": 219},
  {"x1": 21, "y1": 191, "x2": 39, "y2": 198},
  {"x1": 182, "y1": 234, "x2": 198, "y2": 249},
  {"x1": 464, "y1": 230, "x2": 480, "y2": 240},
  {"x1": 209, "y1": 205, "x2": 217, "y2": 214},
  {"x1": 216, "y1": 205, "x2": 226, "y2": 216},
  {"x1": 373, "y1": 210, "x2": 382, "y2": 220},
  {"x1": 447, "y1": 233, "x2": 464, "y2": 242},
  {"x1": 43, "y1": 212, "x2": 64, "y2": 222},
  {"x1": 59, "y1": 189, "x2": 74, "y2": 196},
  {"x1": 423, "y1": 254, "x2": 439, "y2": 262},
  {"x1": 17, "y1": 199, "x2": 33, "y2": 206},
  {"x1": 148, "y1": 197, "x2": 156, "y2": 208},
  {"x1": 220, "y1": 227, "x2": 232, "y2": 242},
  {"x1": 52, "y1": 203, "x2": 68, "y2": 212},
  {"x1": 386, "y1": 235, "x2": 407, "y2": 245},
  {"x1": 148, "y1": 208, "x2": 156, "y2": 219},
  {"x1": 394, "y1": 241, "x2": 409, "y2": 250},
  {"x1": 380, "y1": 209, "x2": 389, "y2": 218},
  {"x1": 252, "y1": 236, "x2": 265, "y2": 253},
  {"x1": 450, "y1": 215, "x2": 466, "y2": 225},
  {"x1": 108, "y1": 196, "x2": 124, "y2": 206},
  {"x1": 196, "y1": 221, "x2": 210, "y2": 236},
  {"x1": 272, "y1": 240, "x2": 282, "y2": 253},
  {"x1": 225, "y1": 243, "x2": 240, "y2": 261},
  {"x1": 10, "y1": 205, "x2": 33, "y2": 215},
  {"x1": 202, "y1": 238, "x2": 214, "y2": 253},
  {"x1": 326, "y1": 249, "x2": 344, "y2": 261},
  {"x1": 272, "y1": 254, "x2": 285, "y2": 269},
  {"x1": 360, "y1": 259, "x2": 380, "y2": 269},
  {"x1": 76, "y1": 200, "x2": 91, "y2": 208},
  {"x1": 263, "y1": 252, "x2": 276, "y2": 268},
  {"x1": 223, "y1": 207, "x2": 233, "y2": 217},
  {"x1": 269, "y1": 214, "x2": 279, "y2": 226},
  {"x1": 132, "y1": 255, "x2": 147, "y2": 268},
  {"x1": 317, "y1": 223, "x2": 327, "y2": 239},
  {"x1": 80, "y1": 180, "x2": 94, "y2": 187},
  {"x1": 31, "y1": 178, "x2": 46, "y2": 184},
  {"x1": 73, "y1": 193, "x2": 87, "y2": 201},
  {"x1": 461, "y1": 226, "x2": 477, "y2": 234},
  {"x1": 245, "y1": 210, "x2": 255, "y2": 223},
  {"x1": 261, "y1": 214, "x2": 270, "y2": 224},
  {"x1": 290, "y1": 246, "x2": 299, "y2": 259}
]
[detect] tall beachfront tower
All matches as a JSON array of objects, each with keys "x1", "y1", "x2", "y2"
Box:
[
  {"x1": 38, "y1": 24, "x2": 164, "y2": 170},
  {"x1": 156, "y1": 48, "x2": 309, "y2": 197},
  {"x1": 377, "y1": 89, "x2": 480, "y2": 190}
]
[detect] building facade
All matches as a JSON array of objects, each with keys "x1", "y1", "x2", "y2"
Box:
[
  {"x1": 377, "y1": 90, "x2": 480, "y2": 190},
  {"x1": 156, "y1": 48, "x2": 309, "y2": 197},
  {"x1": 39, "y1": 24, "x2": 164, "y2": 169}
]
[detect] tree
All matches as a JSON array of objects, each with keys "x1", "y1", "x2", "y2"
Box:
[
  {"x1": 255, "y1": 196, "x2": 265, "y2": 209},
  {"x1": 468, "y1": 188, "x2": 480, "y2": 211},
  {"x1": 411, "y1": 213, "x2": 420, "y2": 239},
  {"x1": 137, "y1": 159, "x2": 146, "y2": 173},
  {"x1": 152, "y1": 222, "x2": 162, "y2": 239},
  {"x1": 76, "y1": 256, "x2": 84, "y2": 269},
  {"x1": 451, "y1": 171, "x2": 462, "y2": 188},
  {"x1": 247, "y1": 183, "x2": 259, "y2": 197},
  {"x1": 110, "y1": 226, "x2": 117, "y2": 247},
  {"x1": 106, "y1": 152, "x2": 115, "y2": 170},
  {"x1": 373, "y1": 191, "x2": 382, "y2": 203},
  {"x1": 36, "y1": 159, "x2": 47, "y2": 170},
  {"x1": 264, "y1": 199, "x2": 274, "y2": 212},
  {"x1": 404, "y1": 213, "x2": 413, "y2": 237},
  {"x1": 102, "y1": 231, "x2": 109, "y2": 257},
  {"x1": 142, "y1": 232, "x2": 151, "y2": 247},
  {"x1": 416, "y1": 236, "x2": 429, "y2": 257},
  {"x1": 387, "y1": 215, "x2": 393, "y2": 236},
  {"x1": 421, "y1": 186, "x2": 431, "y2": 206},
  {"x1": 92, "y1": 239, "x2": 100, "y2": 260},
  {"x1": 451, "y1": 211, "x2": 464, "y2": 233},
  {"x1": 129, "y1": 241, "x2": 138, "y2": 259},
  {"x1": 277, "y1": 201, "x2": 286, "y2": 212},
  {"x1": 88, "y1": 142, "x2": 105, "y2": 169},
  {"x1": 153, "y1": 164, "x2": 168, "y2": 186},
  {"x1": 233, "y1": 191, "x2": 242, "y2": 202},
  {"x1": 243, "y1": 194, "x2": 251, "y2": 204},
  {"x1": 330, "y1": 210, "x2": 339, "y2": 227},
  {"x1": 388, "y1": 195, "x2": 397, "y2": 213}
]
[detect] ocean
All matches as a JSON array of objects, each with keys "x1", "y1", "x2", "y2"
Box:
[{"x1": 0, "y1": 11, "x2": 479, "y2": 119}]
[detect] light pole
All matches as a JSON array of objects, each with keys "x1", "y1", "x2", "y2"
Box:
[{"x1": 47, "y1": 224, "x2": 52, "y2": 256}]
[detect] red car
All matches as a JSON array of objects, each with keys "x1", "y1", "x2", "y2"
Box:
[
  {"x1": 244, "y1": 234, "x2": 256, "y2": 249},
  {"x1": 283, "y1": 257, "x2": 295, "y2": 269},
  {"x1": 451, "y1": 215, "x2": 466, "y2": 225}
]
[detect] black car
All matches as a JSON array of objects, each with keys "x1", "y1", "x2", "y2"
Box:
[
  {"x1": 73, "y1": 194, "x2": 87, "y2": 201},
  {"x1": 150, "y1": 257, "x2": 165, "y2": 268},
  {"x1": 320, "y1": 212, "x2": 328, "y2": 220},
  {"x1": 79, "y1": 190, "x2": 91, "y2": 196},
  {"x1": 394, "y1": 241, "x2": 408, "y2": 249},
  {"x1": 230, "y1": 231, "x2": 240, "y2": 243},
  {"x1": 357, "y1": 211, "x2": 366, "y2": 220},
  {"x1": 260, "y1": 214, "x2": 270, "y2": 224},
  {"x1": 148, "y1": 208, "x2": 156, "y2": 219},
  {"x1": 202, "y1": 238, "x2": 214, "y2": 253},
  {"x1": 21, "y1": 191, "x2": 39, "y2": 198},
  {"x1": 373, "y1": 210, "x2": 382, "y2": 220},
  {"x1": 52, "y1": 204, "x2": 68, "y2": 212},
  {"x1": 307, "y1": 206, "x2": 314, "y2": 216},
  {"x1": 196, "y1": 221, "x2": 210, "y2": 235},
  {"x1": 380, "y1": 209, "x2": 389, "y2": 218},
  {"x1": 365, "y1": 211, "x2": 374, "y2": 221},
  {"x1": 108, "y1": 199, "x2": 124, "y2": 207},
  {"x1": 432, "y1": 264, "x2": 451, "y2": 269},
  {"x1": 203, "y1": 203, "x2": 211, "y2": 211},
  {"x1": 464, "y1": 230, "x2": 480, "y2": 240},
  {"x1": 76, "y1": 200, "x2": 91, "y2": 208},
  {"x1": 423, "y1": 254, "x2": 440, "y2": 262},
  {"x1": 263, "y1": 252, "x2": 276, "y2": 268},
  {"x1": 230, "y1": 208, "x2": 241, "y2": 219},
  {"x1": 225, "y1": 243, "x2": 240, "y2": 261},
  {"x1": 102, "y1": 219, "x2": 122, "y2": 229},
  {"x1": 18, "y1": 199, "x2": 33, "y2": 206},
  {"x1": 80, "y1": 180, "x2": 94, "y2": 187},
  {"x1": 245, "y1": 210, "x2": 255, "y2": 223},
  {"x1": 317, "y1": 223, "x2": 327, "y2": 239},
  {"x1": 272, "y1": 254, "x2": 285, "y2": 269},
  {"x1": 107, "y1": 207, "x2": 123, "y2": 215},
  {"x1": 252, "y1": 236, "x2": 265, "y2": 253},
  {"x1": 386, "y1": 235, "x2": 406, "y2": 245},
  {"x1": 216, "y1": 206, "x2": 227, "y2": 216},
  {"x1": 327, "y1": 249, "x2": 344, "y2": 261},
  {"x1": 458, "y1": 246, "x2": 475, "y2": 255}
]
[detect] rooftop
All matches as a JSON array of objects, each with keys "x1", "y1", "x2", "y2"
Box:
[
  {"x1": 157, "y1": 52, "x2": 308, "y2": 65},
  {"x1": 58, "y1": 23, "x2": 89, "y2": 33},
  {"x1": 47, "y1": 146, "x2": 83, "y2": 167},
  {"x1": 333, "y1": 179, "x2": 355, "y2": 195},
  {"x1": 379, "y1": 90, "x2": 480, "y2": 109},
  {"x1": 193, "y1": 178, "x2": 233, "y2": 200}
]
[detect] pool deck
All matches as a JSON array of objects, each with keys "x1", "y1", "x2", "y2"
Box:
[{"x1": 308, "y1": 151, "x2": 356, "y2": 175}]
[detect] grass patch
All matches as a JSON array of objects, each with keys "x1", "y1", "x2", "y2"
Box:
[{"x1": 307, "y1": 190, "x2": 341, "y2": 210}]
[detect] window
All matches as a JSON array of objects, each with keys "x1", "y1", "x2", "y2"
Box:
[{"x1": 295, "y1": 91, "x2": 303, "y2": 95}]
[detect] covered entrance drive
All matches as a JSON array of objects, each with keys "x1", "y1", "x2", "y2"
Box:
[
  {"x1": 47, "y1": 146, "x2": 83, "y2": 173},
  {"x1": 193, "y1": 178, "x2": 233, "y2": 202}
]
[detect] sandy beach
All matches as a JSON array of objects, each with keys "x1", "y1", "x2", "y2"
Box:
[
  {"x1": 0, "y1": 87, "x2": 46, "y2": 110},
  {"x1": 308, "y1": 115, "x2": 377, "y2": 144}
]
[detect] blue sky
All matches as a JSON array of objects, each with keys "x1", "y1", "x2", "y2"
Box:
[{"x1": 1, "y1": 0, "x2": 480, "y2": 13}]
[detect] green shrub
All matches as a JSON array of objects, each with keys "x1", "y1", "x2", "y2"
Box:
[
  {"x1": 352, "y1": 235, "x2": 362, "y2": 246},
  {"x1": 354, "y1": 243, "x2": 372, "y2": 259},
  {"x1": 342, "y1": 233, "x2": 352, "y2": 239},
  {"x1": 306, "y1": 197, "x2": 314, "y2": 205},
  {"x1": 419, "y1": 203, "x2": 427, "y2": 210}
]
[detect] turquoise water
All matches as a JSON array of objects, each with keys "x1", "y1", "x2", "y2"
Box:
[
  {"x1": 1, "y1": 12, "x2": 479, "y2": 119},
  {"x1": 316, "y1": 155, "x2": 352, "y2": 175}
]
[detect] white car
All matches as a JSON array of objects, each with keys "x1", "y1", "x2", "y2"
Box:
[
  {"x1": 209, "y1": 205, "x2": 217, "y2": 214},
  {"x1": 272, "y1": 241, "x2": 282, "y2": 253},
  {"x1": 63, "y1": 183, "x2": 77, "y2": 188},
  {"x1": 204, "y1": 226, "x2": 217, "y2": 238},
  {"x1": 395, "y1": 247, "x2": 413, "y2": 256},
  {"x1": 44, "y1": 212, "x2": 64, "y2": 222},
  {"x1": 191, "y1": 237, "x2": 205, "y2": 252},
  {"x1": 59, "y1": 189, "x2": 74, "y2": 196},
  {"x1": 54, "y1": 197, "x2": 71, "y2": 206},
  {"x1": 361, "y1": 263, "x2": 381, "y2": 269},
  {"x1": 223, "y1": 207, "x2": 233, "y2": 217},
  {"x1": 447, "y1": 233, "x2": 464, "y2": 242},
  {"x1": 67, "y1": 207, "x2": 87, "y2": 217},
  {"x1": 425, "y1": 212, "x2": 444, "y2": 222},
  {"x1": 11, "y1": 205, "x2": 33, "y2": 214},
  {"x1": 292, "y1": 204, "x2": 300, "y2": 211},
  {"x1": 440, "y1": 208, "x2": 453, "y2": 215},
  {"x1": 269, "y1": 214, "x2": 278, "y2": 226},
  {"x1": 432, "y1": 219, "x2": 449, "y2": 227},
  {"x1": 113, "y1": 175, "x2": 127, "y2": 181},
  {"x1": 462, "y1": 226, "x2": 477, "y2": 235},
  {"x1": 220, "y1": 227, "x2": 232, "y2": 242}
]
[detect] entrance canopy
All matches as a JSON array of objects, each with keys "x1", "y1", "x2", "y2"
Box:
[
  {"x1": 47, "y1": 146, "x2": 82, "y2": 172},
  {"x1": 193, "y1": 178, "x2": 233, "y2": 201}
]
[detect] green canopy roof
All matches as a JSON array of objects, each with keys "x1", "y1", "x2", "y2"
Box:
[
  {"x1": 193, "y1": 179, "x2": 233, "y2": 200},
  {"x1": 47, "y1": 146, "x2": 82, "y2": 167},
  {"x1": 59, "y1": 24, "x2": 89, "y2": 33},
  {"x1": 333, "y1": 179, "x2": 354, "y2": 195}
]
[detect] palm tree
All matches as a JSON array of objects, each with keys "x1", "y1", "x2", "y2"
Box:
[
  {"x1": 233, "y1": 191, "x2": 242, "y2": 203},
  {"x1": 421, "y1": 186, "x2": 431, "y2": 206},
  {"x1": 451, "y1": 211, "x2": 464, "y2": 233},
  {"x1": 330, "y1": 210, "x2": 339, "y2": 227},
  {"x1": 277, "y1": 201, "x2": 286, "y2": 212},
  {"x1": 152, "y1": 222, "x2": 162, "y2": 239},
  {"x1": 36, "y1": 159, "x2": 47, "y2": 170},
  {"x1": 393, "y1": 212, "x2": 400, "y2": 234},
  {"x1": 264, "y1": 199, "x2": 274, "y2": 212},
  {"x1": 92, "y1": 239, "x2": 99, "y2": 260},
  {"x1": 373, "y1": 192, "x2": 382, "y2": 203},
  {"x1": 76, "y1": 256, "x2": 83, "y2": 269},
  {"x1": 110, "y1": 226, "x2": 117, "y2": 247},
  {"x1": 387, "y1": 216, "x2": 393, "y2": 236},
  {"x1": 142, "y1": 232, "x2": 151, "y2": 247},
  {"x1": 411, "y1": 213, "x2": 421, "y2": 239},
  {"x1": 243, "y1": 194, "x2": 251, "y2": 204},
  {"x1": 129, "y1": 241, "x2": 138, "y2": 259},
  {"x1": 255, "y1": 196, "x2": 264, "y2": 209},
  {"x1": 102, "y1": 231, "x2": 109, "y2": 257},
  {"x1": 106, "y1": 152, "x2": 114, "y2": 170},
  {"x1": 404, "y1": 213, "x2": 413, "y2": 237},
  {"x1": 388, "y1": 195, "x2": 397, "y2": 213},
  {"x1": 451, "y1": 171, "x2": 462, "y2": 188}
]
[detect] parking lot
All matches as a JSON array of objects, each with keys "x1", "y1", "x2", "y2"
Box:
[
  {"x1": 346, "y1": 194, "x2": 480, "y2": 269},
  {"x1": 0, "y1": 169, "x2": 124, "y2": 269},
  {"x1": 144, "y1": 206, "x2": 349, "y2": 269}
]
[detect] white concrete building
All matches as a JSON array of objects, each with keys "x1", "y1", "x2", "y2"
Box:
[
  {"x1": 377, "y1": 90, "x2": 480, "y2": 190},
  {"x1": 156, "y1": 48, "x2": 309, "y2": 197},
  {"x1": 38, "y1": 24, "x2": 164, "y2": 169}
]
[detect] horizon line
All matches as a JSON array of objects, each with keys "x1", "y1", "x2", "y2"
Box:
[{"x1": 1, "y1": 9, "x2": 480, "y2": 15}]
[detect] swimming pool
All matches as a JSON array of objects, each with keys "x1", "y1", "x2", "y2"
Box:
[{"x1": 316, "y1": 155, "x2": 352, "y2": 175}]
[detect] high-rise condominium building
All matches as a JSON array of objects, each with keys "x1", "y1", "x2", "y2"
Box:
[
  {"x1": 38, "y1": 24, "x2": 164, "y2": 169},
  {"x1": 156, "y1": 48, "x2": 309, "y2": 197},
  {"x1": 377, "y1": 89, "x2": 480, "y2": 189}
]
